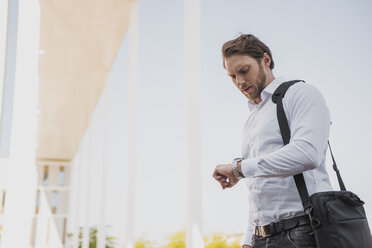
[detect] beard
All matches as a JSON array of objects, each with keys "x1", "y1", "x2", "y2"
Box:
[{"x1": 248, "y1": 63, "x2": 267, "y2": 101}]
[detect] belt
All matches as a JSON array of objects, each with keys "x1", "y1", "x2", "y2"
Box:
[{"x1": 254, "y1": 215, "x2": 310, "y2": 238}]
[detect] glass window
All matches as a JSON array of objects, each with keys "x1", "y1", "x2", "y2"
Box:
[
  {"x1": 58, "y1": 166, "x2": 65, "y2": 186},
  {"x1": 51, "y1": 191, "x2": 58, "y2": 214},
  {"x1": 63, "y1": 218, "x2": 67, "y2": 244},
  {"x1": 1, "y1": 190, "x2": 6, "y2": 214},
  {"x1": 35, "y1": 190, "x2": 40, "y2": 214},
  {"x1": 42, "y1": 165, "x2": 49, "y2": 185}
]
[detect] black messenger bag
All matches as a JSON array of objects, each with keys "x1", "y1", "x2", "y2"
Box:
[{"x1": 272, "y1": 80, "x2": 372, "y2": 248}]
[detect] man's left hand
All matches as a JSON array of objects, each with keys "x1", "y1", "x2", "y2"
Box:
[{"x1": 212, "y1": 164, "x2": 239, "y2": 189}]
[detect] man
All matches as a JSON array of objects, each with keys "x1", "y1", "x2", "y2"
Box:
[{"x1": 212, "y1": 34, "x2": 333, "y2": 248}]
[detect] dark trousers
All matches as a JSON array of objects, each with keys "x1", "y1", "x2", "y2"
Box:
[{"x1": 252, "y1": 224, "x2": 316, "y2": 248}]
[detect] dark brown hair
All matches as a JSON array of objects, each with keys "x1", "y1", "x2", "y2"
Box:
[{"x1": 222, "y1": 34, "x2": 274, "y2": 69}]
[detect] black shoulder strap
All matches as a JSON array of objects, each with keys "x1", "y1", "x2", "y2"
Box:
[
  {"x1": 271, "y1": 80, "x2": 346, "y2": 211},
  {"x1": 327, "y1": 141, "x2": 346, "y2": 191},
  {"x1": 272, "y1": 80, "x2": 303, "y2": 145}
]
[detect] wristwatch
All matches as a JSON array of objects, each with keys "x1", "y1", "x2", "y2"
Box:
[{"x1": 232, "y1": 158, "x2": 245, "y2": 179}]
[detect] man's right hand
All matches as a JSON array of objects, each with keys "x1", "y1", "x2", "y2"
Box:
[{"x1": 212, "y1": 163, "x2": 239, "y2": 189}]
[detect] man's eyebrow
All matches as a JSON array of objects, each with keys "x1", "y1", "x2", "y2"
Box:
[
  {"x1": 227, "y1": 64, "x2": 250, "y2": 77},
  {"x1": 233, "y1": 65, "x2": 250, "y2": 75},
  {"x1": 238, "y1": 65, "x2": 249, "y2": 71}
]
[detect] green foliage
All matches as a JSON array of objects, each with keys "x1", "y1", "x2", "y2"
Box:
[
  {"x1": 163, "y1": 232, "x2": 186, "y2": 248},
  {"x1": 67, "y1": 226, "x2": 117, "y2": 248},
  {"x1": 135, "y1": 238, "x2": 154, "y2": 248},
  {"x1": 204, "y1": 233, "x2": 242, "y2": 248},
  {"x1": 67, "y1": 229, "x2": 242, "y2": 248},
  {"x1": 133, "y1": 231, "x2": 242, "y2": 248}
]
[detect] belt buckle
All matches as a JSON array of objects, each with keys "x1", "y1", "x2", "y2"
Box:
[{"x1": 256, "y1": 226, "x2": 271, "y2": 238}]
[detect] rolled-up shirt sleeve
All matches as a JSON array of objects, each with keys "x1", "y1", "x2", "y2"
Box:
[{"x1": 241, "y1": 83, "x2": 331, "y2": 178}]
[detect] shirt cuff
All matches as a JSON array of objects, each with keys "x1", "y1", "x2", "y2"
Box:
[
  {"x1": 241, "y1": 227, "x2": 253, "y2": 246},
  {"x1": 241, "y1": 157, "x2": 260, "y2": 178}
]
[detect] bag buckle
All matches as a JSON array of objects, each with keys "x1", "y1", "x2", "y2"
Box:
[{"x1": 306, "y1": 206, "x2": 322, "y2": 229}]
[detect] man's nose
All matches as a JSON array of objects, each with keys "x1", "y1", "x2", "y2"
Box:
[{"x1": 236, "y1": 75, "x2": 245, "y2": 86}]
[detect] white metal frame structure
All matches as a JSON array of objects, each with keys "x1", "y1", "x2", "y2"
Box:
[
  {"x1": 0, "y1": 0, "x2": 9, "y2": 122},
  {"x1": 97, "y1": 82, "x2": 110, "y2": 248},
  {"x1": 184, "y1": 0, "x2": 204, "y2": 248},
  {"x1": 0, "y1": 0, "x2": 207, "y2": 247},
  {"x1": 124, "y1": 2, "x2": 139, "y2": 248},
  {"x1": 82, "y1": 124, "x2": 93, "y2": 248},
  {"x1": 32, "y1": 160, "x2": 71, "y2": 247},
  {"x1": 0, "y1": 0, "x2": 134, "y2": 246},
  {"x1": 1, "y1": 0, "x2": 40, "y2": 247}
]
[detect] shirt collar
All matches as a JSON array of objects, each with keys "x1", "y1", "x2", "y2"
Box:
[{"x1": 248, "y1": 76, "x2": 285, "y2": 111}]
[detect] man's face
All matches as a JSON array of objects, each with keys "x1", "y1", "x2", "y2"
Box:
[{"x1": 224, "y1": 54, "x2": 268, "y2": 103}]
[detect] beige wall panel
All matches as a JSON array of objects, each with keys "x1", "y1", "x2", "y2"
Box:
[
  {"x1": 58, "y1": 191, "x2": 69, "y2": 214},
  {"x1": 49, "y1": 166, "x2": 59, "y2": 186},
  {"x1": 37, "y1": 0, "x2": 133, "y2": 160}
]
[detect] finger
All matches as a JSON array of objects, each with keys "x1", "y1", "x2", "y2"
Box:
[
  {"x1": 214, "y1": 175, "x2": 226, "y2": 182},
  {"x1": 217, "y1": 178, "x2": 228, "y2": 187},
  {"x1": 217, "y1": 176, "x2": 227, "y2": 182},
  {"x1": 212, "y1": 169, "x2": 223, "y2": 179},
  {"x1": 213, "y1": 170, "x2": 227, "y2": 181},
  {"x1": 212, "y1": 172, "x2": 220, "y2": 180},
  {"x1": 223, "y1": 180, "x2": 231, "y2": 188},
  {"x1": 220, "y1": 178, "x2": 229, "y2": 188},
  {"x1": 223, "y1": 178, "x2": 237, "y2": 189},
  {"x1": 224, "y1": 183, "x2": 232, "y2": 188},
  {"x1": 218, "y1": 179, "x2": 226, "y2": 185},
  {"x1": 214, "y1": 174, "x2": 224, "y2": 180}
]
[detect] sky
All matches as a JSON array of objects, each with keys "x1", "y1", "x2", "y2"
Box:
[{"x1": 69, "y1": 0, "x2": 372, "y2": 244}]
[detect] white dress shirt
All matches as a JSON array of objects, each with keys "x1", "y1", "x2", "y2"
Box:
[{"x1": 240, "y1": 77, "x2": 333, "y2": 246}]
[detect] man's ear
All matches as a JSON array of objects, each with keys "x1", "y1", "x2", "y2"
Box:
[{"x1": 262, "y1": 52, "x2": 271, "y2": 68}]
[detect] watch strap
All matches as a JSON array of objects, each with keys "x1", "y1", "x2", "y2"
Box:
[{"x1": 232, "y1": 158, "x2": 244, "y2": 179}]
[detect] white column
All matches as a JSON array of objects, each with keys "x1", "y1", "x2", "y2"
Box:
[
  {"x1": 184, "y1": 0, "x2": 204, "y2": 248},
  {"x1": 97, "y1": 82, "x2": 110, "y2": 248},
  {"x1": 82, "y1": 124, "x2": 93, "y2": 248},
  {"x1": 0, "y1": 0, "x2": 9, "y2": 110},
  {"x1": 72, "y1": 150, "x2": 84, "y2": 248},
  {"x1": 124, "y1": 2, "x2": 138, "y2": 248},
  {"x1": 1, "y1": 0, "x2": 40, "y2": 247}
]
